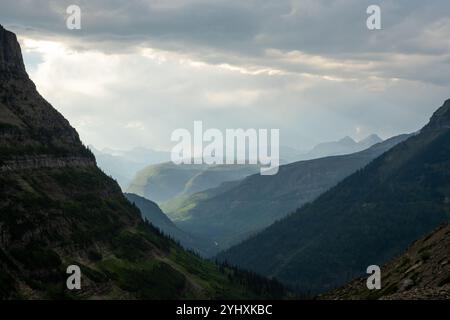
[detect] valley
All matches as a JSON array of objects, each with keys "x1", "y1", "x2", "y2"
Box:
[
  {"x1": 163, "y1": 134, "x2": 411, "y2": 256},
  {"x1": 1, "y1": 0, "x2": 449, "y2": 301}
]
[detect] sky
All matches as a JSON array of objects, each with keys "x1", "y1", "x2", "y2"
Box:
[{"x1": 1, "y1": 0, "x2": 450, "y2": 151}]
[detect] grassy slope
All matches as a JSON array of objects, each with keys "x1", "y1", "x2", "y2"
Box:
[{"x1": 127, "y1": 162, "x2": 258, "y2": 204}]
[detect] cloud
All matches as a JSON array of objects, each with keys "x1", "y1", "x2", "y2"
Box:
[{"x1": 1, "y1": 0, "x2": 450, "y2": 150}]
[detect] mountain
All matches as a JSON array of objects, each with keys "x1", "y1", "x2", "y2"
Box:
[
  {"x1": 127, "y1": 162, "x2": 207, "y2": 203},
  {"x1": 217, "y1": 99, "x2": 450, "y2": 293},
  {"x1": 168, "y1": 134, "x2": 410, "y2": 256},
  {"x1": 0, "y1": 25, "x2": 284, "y2": 299},
  {"x1": 127, "y1": 162, "x2": 259, "y2": 203},
  {"x1": 90, "y1": 146, "x2": 170, "y2": 190},
  {"x1": 323, "y1": 221, "x2": 450, "y2": 300},
  {"x1": 279, "y1": 145, "x2": 307, "y2": 163},
  {"x1": 300, "y1": 134, "x2": 383, "y2": 161},
  {"x1": 358, "y1": 134, "x2": 384, "y2": 150},
  {"x1": 124, "y1": 133, "x2": 382, "y2": 206},
  {"x1": 124, "y1": 193, "x2": 215, "y2": 256}
]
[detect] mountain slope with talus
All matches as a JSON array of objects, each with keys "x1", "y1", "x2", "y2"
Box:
[
  {"x1": 217, "y1": 99, "x2": 450, "y2": 294},
  {"x1": 322, "y1": 220, "x2": 450, "y2": 300},
  {"x1": 0, "y1": 25, "x2": 285, "y2": 300}
]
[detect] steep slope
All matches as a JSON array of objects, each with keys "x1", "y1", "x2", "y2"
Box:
[
  {"x1": 162, "y1": 179, "x2": 242, "y2": 221},
  {"x1": 0, "y1": 29, "x2": 92, "y2": 159},
  {"x1": 0, "y1": 25, "x2": 283, "y2": 300},
  {"x1": 323, "y1": 221, "x2": 450, "y2": 300},
  {"x1": 124, "y1": 193, "x2": 180, "y2": 233},
  {"x1": 358, "y1": 134, "x2": 384, "y2": 150},
  {"x1": 124, "y1": 193, "x2": 215, "y2": 256},
  {"x1": 170, "y1": 134, "x2": 410, "y2": 256},
  {"x1": 127, "y1": 162, "x2": 258, "y2": 203},
  {"x1": 217, "y1": 99, "x2": 450, "y2": 293}
]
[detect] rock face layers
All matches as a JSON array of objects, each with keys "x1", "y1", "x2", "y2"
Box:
[{"x1": 0, "y1": 155, "x2": 95, "y2": 172}]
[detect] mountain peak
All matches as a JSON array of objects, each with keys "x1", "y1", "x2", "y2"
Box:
[
  {"x1": 0, "y1": 26, "x2": 90, "y2": 159},
  {"x1": 338, "y1": 136, "x2": 357, "y2": 146},
  {"x1": 444, "y1": 98, "x2": 450, "y2": 107},
  {"x1": 425, "y1": 98, "x2": 450, "y2": 131},
  {"x1": 358, "y1": 134, "x2": 383, "y2": 146},
  {"x1": 0, "y1": 25, "x2": 27, "y2": 79}
]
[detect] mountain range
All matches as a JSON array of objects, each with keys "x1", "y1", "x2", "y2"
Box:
[
  {"x1": 105, "y1": 135, "x2": 381, "y2": 198},
  {"x1": 298, "y1": 134, "x2": 383, "y2": 161},
  {"x1": 166, "y1": 134, "x2": 410, "y2": 256},
  {"x1": 217, "y1": 99, "x2": 450, "y2": 293},
  {"x1": 127, "y1": 162, "x2": 259, "y2": 203}
]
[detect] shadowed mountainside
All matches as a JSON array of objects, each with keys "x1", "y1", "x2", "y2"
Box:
[
  {"x1": 322, "y1": 221, "x2": 450, "y2": 300},
  {"x1": 124, "y1": 193, "x2": 216, "y2": 256},
  {"x1": 217, "y1": 99, "x2": 450, "y2": 293},
  {"x1": 168, "y1": 134, "x2": 411, "y2": 256}
]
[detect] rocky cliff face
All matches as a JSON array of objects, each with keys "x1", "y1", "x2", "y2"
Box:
[{"x1": 0, "y1": 25, "x2": 90, "y2": 161}]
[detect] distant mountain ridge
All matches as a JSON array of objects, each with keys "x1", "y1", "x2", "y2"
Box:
[
  {"x1": 127, "y1": 162, "x2": 259, "y2": 203},
  {"x1": 300, "y1": 134, "x2": 383, "y2": 161},
  {"x1": 124, "y1": 134, "x2": 384, "y2": 208},
  {"x1": 217, "y1": 99, "x2": 450, "y2": 293}
]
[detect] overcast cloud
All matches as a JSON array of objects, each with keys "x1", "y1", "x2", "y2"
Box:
[{"x1": 1, "y1": 0, "x2": 449, "y2": 150}]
